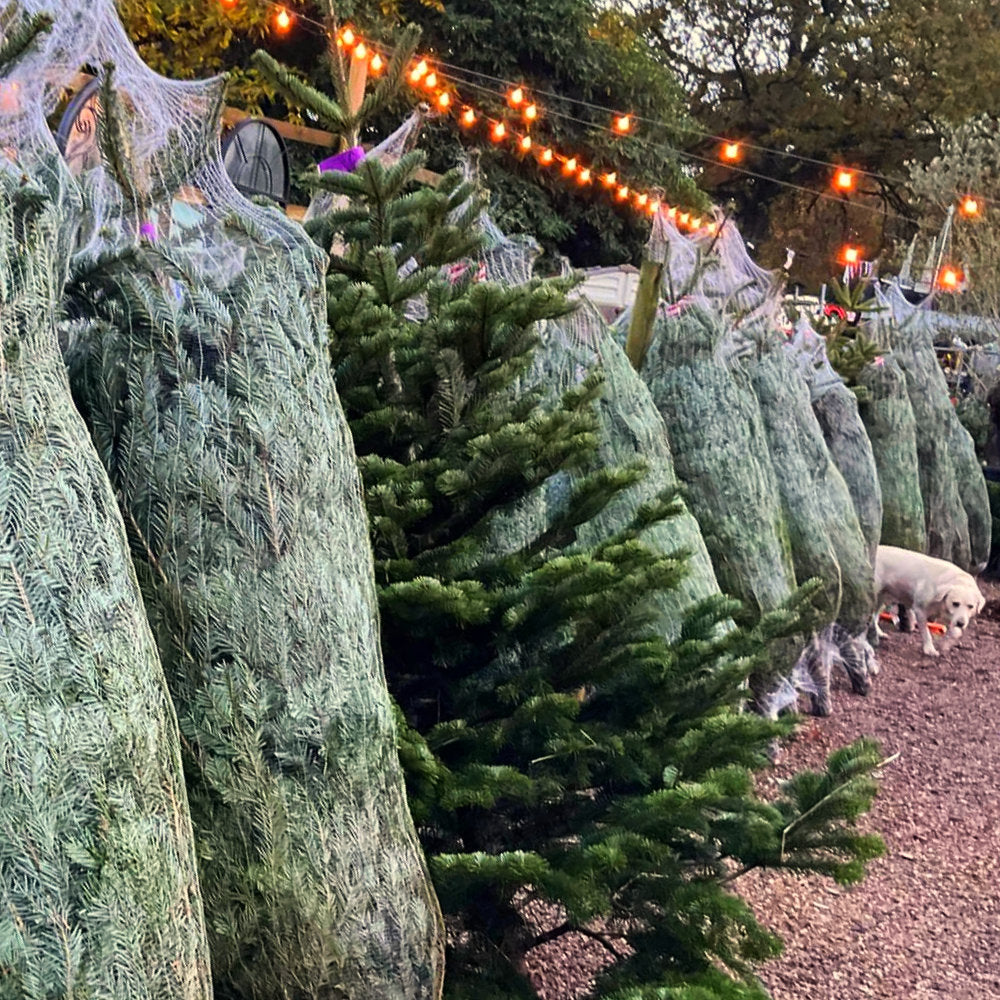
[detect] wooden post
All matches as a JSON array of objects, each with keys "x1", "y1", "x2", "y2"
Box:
[
  {"x1": 345, "y1": 49, "x2": 369, "y2": 149},
  {"x1": 625, "y1": 255, "x2": 663, "y2": 372}
]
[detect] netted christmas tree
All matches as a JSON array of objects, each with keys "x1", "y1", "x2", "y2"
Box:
[
  {"x1": 0, "y1": 8, "x2": 210, "y2": 997},
  {"x1": 786, "y1": 316, "x2": 883, "y2": 569},
  {"x1": 468, "y1": 208, "x2": 728, "y2": 644},
  {"x1": 50, "y1": 4, "x2": 444, "y2": 997},
  {"x1": 866, "y1": 282, "x2": 990, "y2": 570},
  {"x1": 856, "y1": 352, "x2": 927, "y2": 554},
  {"x1": 271, "y1": 87, "x2": 887, "y2": 995},
  {"x1": 625, "y1": 215, "x2": 876, "y2": 715}
]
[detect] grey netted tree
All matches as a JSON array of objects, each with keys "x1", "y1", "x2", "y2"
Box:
[
  {"x1": 60, "y1": 47, "x2": 443, "y2": 1000},
  {"x1": 0, "y1": 15, "x2": 210, "y2": 997}
]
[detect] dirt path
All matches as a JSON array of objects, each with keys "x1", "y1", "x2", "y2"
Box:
[
  {"x1": 740, "y1": 581, "x2": 1000, "y2": 999},
  {"x1": 526, "y1": 584, "x2": 1000, "y2": 999}
]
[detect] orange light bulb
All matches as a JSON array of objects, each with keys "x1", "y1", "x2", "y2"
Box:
[
  {"x1": 938, "y1": 265, "x2": 962, "y2": 289},
  {"x1": 508, "y1": 87, "x2": 524, "y2": 106},
  {"x1": 491, "y1": 121, "x2": 507, "y2": 141},
  {"x1": 841, "y1": 245, "x2": 861, "y2": 264},
  {"x1": 834, "y1": 168, "x2": 856, "y2": 192},
  {"x1": 340, "y1": 27, "x2": 356, "y2": 47},
  {"x1": 423, "y1": 72, "x2": 438, "y2": 89},
  {"x1": 678, "y1": 212, "x2": 690, "y2": 226},
  {"x1": 519, "y1": 135, "x2": 532, "y2": 152},
  {"x1": 721, "y1": 141, "x2": 741, "y2": 161},
  {"x1": 274, "y1": 6, "x2": 293, "y2": 32},
  {"x1": 562, "y1": 157, "x2": 577, "y2": 175},
  {"x1": 539, "y1": 148, "x2": 554, "y2": 165},
  {"x1": 409, "y1": 59, "x2": 428, "y2": 82},
  {"x1": 636, "y1": 193, "x2": 648, "y2": 208},
  {"x1": 369, "y1": 53, "x2": 384, "y2": 74},
  {"x1": 647, "y1": 199, "x2": 660, "y2": 215},
  {"x1": 616, "y1": 185, "x2": 629, "y2": 200},
  {"x1": 353, "y1": 42, "x2": 367, "y2": 59},
  {"x1": 461, "y1": 108, "x2": 476, "y2": 127},
  {"x1": 578, "y1": 167, "x2": 591, "y2": 184},
  {"x1": 601, "y1": 171, "x2": 617, "y2": 187},
  {"x1": 691, "y1": 216, "x2": 702, "y2": 229},
  {"x1": 436, "y1": 92, "x2": 451, "y2": 109},
  {"x1": 524, "y1": 104, "x2": 538, "y2": 122},
  {"x1": 667, "y1": 206, "x2": 677, "y2": 219},
  {"x1": 613, "y1": 114, "x2": 632, "y2": 133},
  {"x1": 961, "y1": 196, "x2": 980, "y2": 217}
]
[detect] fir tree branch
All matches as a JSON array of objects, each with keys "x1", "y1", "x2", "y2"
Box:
[
  {"x1": 252, "y1": 49, "x2": 350, "y2": 135},
  {"x1": 0, "y1": 11, "x2": 51, "y2": 73}
]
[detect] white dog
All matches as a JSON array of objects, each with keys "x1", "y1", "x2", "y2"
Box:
[{"x1": 874, "y1": 545, "x2": 986, "y2": 657}]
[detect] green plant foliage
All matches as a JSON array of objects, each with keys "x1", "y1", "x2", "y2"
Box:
[
  {"x1": 121, "y1": 0, "x2": 703, "y2": 266},
  {"x1": 813, "y1": 280, "x2": 885, "y2": 395},
  {"x1": 308, "y1": 138, "x2": 885, "y2": 998}
]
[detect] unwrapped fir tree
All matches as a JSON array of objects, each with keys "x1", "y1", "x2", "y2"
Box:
[{"x1": 300, "y1": 139, "x2": 886, "y2": 1000}]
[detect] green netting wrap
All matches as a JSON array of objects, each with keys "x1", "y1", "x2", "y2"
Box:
[
  {"x1": 632, "y1": 216, "x2": 878, "y2": 714},
  {"x1": 869, "y1": 284, "x2": 979, "y2": 569},
  {"x1": 475, "y1": 215, "x2": 726, "y2": 640},
  {"x1": 51, "y1": 6, "x2": 444, "y2": 998},
  {"x1": 639, "y1": 305, "x2": 797, "y2": 621},
  {"x1": 0, "y1": 120, "x2": 210, "y2": 1000},
  {"x1": 546, "y1": 296, "x2": 727, "y2": 641},
  {"x1": 788, "y1": 318, "x2": 883, "y2": 567},
  {"x1": 743, "y1": 340, "x2": 875, "y2": 634},
  {"x1": 872, "y1": 284, "x2": 990, "y2": 570},
  {"x1": 856, "y1": 353, "x2": 926, "y2": 553}
]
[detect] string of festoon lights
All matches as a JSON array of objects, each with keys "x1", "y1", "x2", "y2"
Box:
[
  {"x1": 218, "y1": 1, "x2": 716, "y2": 230},
  {"x1": 336, "y1": 25, "x2": 718, "y2": 231},
  {"x1": 217, "y1": 1, "x2": 985, "y2": 287}
]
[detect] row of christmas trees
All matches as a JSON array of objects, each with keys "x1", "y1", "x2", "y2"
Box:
[{"x1": 1, "y1": 6, "x2": 885, "y2": 1000}]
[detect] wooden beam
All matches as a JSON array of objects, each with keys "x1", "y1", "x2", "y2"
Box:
[{"x1": 221, "y1": 106, "x2": 338, "y2": 149}]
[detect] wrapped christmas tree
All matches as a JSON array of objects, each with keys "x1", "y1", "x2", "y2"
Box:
[
  {"x1": 59, "y1": 10, "x2": 444, "y2": 997},
  {"x1": 868, "y1": 283, "x2": 989, "y2": 569},
  {"x1": 787, "y1": 317, "x2": 883, "y2": 567},
  {"x1": 857, "y1": 354, "x2": 927, "y2": 554},
  {"x1": 744, "y1": 333, "x2": 875, "y2": 636},
  {"x1": 0, "y1": 13, "x2": 210, "y2": 992},
  {"x1": 473, "y1": 213, "x2": 728, "y2": 642}
]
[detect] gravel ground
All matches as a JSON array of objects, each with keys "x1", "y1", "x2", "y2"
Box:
[
  {"x1": 526, "y1": 581, "x2": 1000, "y2": 999},
  {"x1": 740, "y1": 578, "x2": 1000, "y2": 1000}
]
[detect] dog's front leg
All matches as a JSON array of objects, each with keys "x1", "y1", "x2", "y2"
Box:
[{"x1": 915, "y1": 610, "x2": 939, "y2": 656}]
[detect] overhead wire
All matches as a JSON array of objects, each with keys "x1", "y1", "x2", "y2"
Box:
[
  {"x1": 217, "y1": 0, "x2": 992, "y2": 275},
  {"x1": 245, "y1": 0, "x2": 993, "y2": 206}
]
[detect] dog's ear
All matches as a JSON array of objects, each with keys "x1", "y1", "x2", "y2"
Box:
[{"x1": 933, "y1": 583, "x2": 953, "y2": 608}]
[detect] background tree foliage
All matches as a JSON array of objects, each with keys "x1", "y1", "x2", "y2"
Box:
[
  {"x1": 908, "y1": 116, "x2": 1000, "y2": 325},
  {"x1": 117, "y1": 0, "x2": 704, "y2": 265},
  {"x1": 624, "y1": 0, "x2": 1000, "y2": 288}
]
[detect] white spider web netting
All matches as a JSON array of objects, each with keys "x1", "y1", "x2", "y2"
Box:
[{"x1": 3, "y1": 2, "x2": 445, "y2": 997}]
